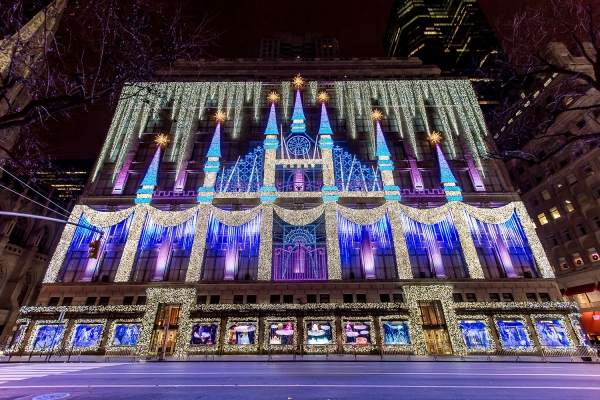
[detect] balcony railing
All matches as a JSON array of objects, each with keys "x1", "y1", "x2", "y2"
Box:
[
  {"x1": 273, "y1": 245, "x2": 327, "y2": 281},
  {"x1": 335, "y1": 180, "x2": 383, "y2": 192},
  {"x1": 215, "y1": 182, "x2": 262, "y2": 193},
  {"x1": 275, "y1": 181, "x2": 323, "y2": 192}
]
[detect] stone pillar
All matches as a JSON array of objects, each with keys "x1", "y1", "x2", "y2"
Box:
[{"x1": 114, "y1": 205, "x2": 148, "y2": 282}]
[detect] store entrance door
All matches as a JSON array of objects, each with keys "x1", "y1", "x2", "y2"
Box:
[
  {"x1": 149, "y1": 304, "x2": 182, "y2": 358},
  {"x1": 417, "y1": 300, "x2": 453, "y2": 355}
]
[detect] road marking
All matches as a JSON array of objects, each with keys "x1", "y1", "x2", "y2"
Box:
[
  {"x1": 67, "y1": 371, "x2": 600, "y2": 377},
  {"x1": 1, "y1": 384, "x2": 599, "y2": 390},
  {"x1": 0, "y1": 363, "x2": 122, "y2": 385}
]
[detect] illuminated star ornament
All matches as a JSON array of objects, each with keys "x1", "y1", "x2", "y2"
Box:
[
  {"x1": 429, "y1": 131, "x2": 442, "y2": 143},
  {"x1": 267, "y1": 91, "x2": 280, "y2": 103},
  {"x1": 214, "y1": 110, "x2": 226, "y2": 122},
  {"x1": 154, "y1": 133, "x2": 169, "y2": 147},
  {"x1": 317, "y1": 91, "x2": 329, "y2": 103},
  {"x1": 371, "y1": 109, "x2": 383, "y2": 121},
  {"x1": 292, "y1": 74, "x2": 305, "y2": 89}
]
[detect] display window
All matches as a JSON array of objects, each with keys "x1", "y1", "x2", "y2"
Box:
[
  {"x1": 494, "y1": 317, "x2": 533, "y2": 350},
  {"x1": 380, "y1": 319, "x2": 411, "y2": 346},
  {"x1": 108, "y1": 320, "x2": 142, "y2": 347},
  {"x1": 263, "y1": 317, "x2": 297, "y2": 351},
  {"x1": 531, "y1": 315, "x2": 574, "y2": 348},
  {"x1": 303, "y1": 316, "x2": 336, "y2": 353},
  {"x1": 569, "y1": 314, "x2": 590, "y2": 346},
  {"x1": 458, "y1": 317, "x2": 494, "y2": 351},
  {"x1": 341, "y1": 317, "x2": 376, "y2": 352},
  {"x1": 25, "y1": 320, "x2": 69, "y2": 352},
  {"x1": 66, "y1": 319, "x2": 107, "y2": 351},
  {"x1": 190, "y1": 321, "x2": 219, "y2": 347},
  {"x1": 223, "y1": 318, "x2": 259, "y2": 353},
  {"x1": 5, "y1": 319, "x2": 30, "y2": 354}
]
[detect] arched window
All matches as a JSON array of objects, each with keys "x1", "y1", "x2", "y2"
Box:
[
  {"x1": 9, "y1": 217, "x2": 28, "y2": 246},
  {"x1": 17, "y1": 270, "x2": 34, "y2": 306}
]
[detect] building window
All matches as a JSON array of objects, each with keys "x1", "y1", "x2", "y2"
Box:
[
  {"x1": 356, "y1": 294, "x2": 367, "y2": 303},
  {"x1": 233, "y1": 295, "x2": 244, "y2": 304},
  {"x1": 48, "y1": 297, "x2": 60, "y2": 306},
  {"x1": 502, "y1": 293, "x2": 514, "y2": 302},
  {"x1": 489, "y1": 293, "x2": 501, "y2": 302},
  {"x1": 576, "y1": 191, "x2": 591, "y2": 206},
  {"x1": 123, "y1": 296, "x2": 134, "y2": 305},
  {"x1": 538, "y1": 213, "x2": 549, "y2": 225},
  {"x1": 319, "y1": 294, "x2": 330, "y2": 303},
  {"x1": 465, "y1": 293, "x2": 477, "y2": 302},
  {"x1": 98, "y1": 297, "x2": 110, "y2": 306},
  {"x1": 246, "y1": 295, "x2": 257, "y2": 304},
  {"x1": 574, "y1": 223, "x2": 587, "y2": 237},
  {"x1": 379, "y1": 293, "x2": 390, "y2": 303},
  {"x1": 541, "y1": 190, "x2": 551, "y2": 201},
  {"x1": 85, "y1": 297, "x2": 97, "y2": 306},
  {"x1": 452, "y1": 293, "x2": 464, "y2": 302},
  {"x1": 392, "y1": 293, "x2": 404, "y2": 303},
  {"x1": 209, "y1": 295, "x2": 220, "y2": 304},
  {"x1": 558, "y1": 257, "x2": 569, "y2": 270},
  {"x1": 526, "y1": 293, "x2": 538, "y2": 302},
  {"x1": 307, "y1": 294, "x2": 317, "y2": 303},
  {"x1": 554, "y1": 182, "x2": 564, "y2": 192},
  {"x1": 539, "y1": 293, "x2": 551, "y2": 302},
  {"x1": 549, "y1": 207, "x2": 561, "y2": 219},
  {"x1": 269, "y1": 294, "x2": 281, "y2": 304},
  {"x1": 592, "y1": 184, "x2": 600, "y2": 199},
  {"x1": 582, "y1": 164, "x2": 595, "y2": 177},
  {"x1": 343, "y1": 294, "x2": 354, "y2": 303},
  {"x1": 196, "y1": 295, "x2": 207, "y2": 304},
  {"x1": 530, "y1": 197, "x2": 539, "y2": 207},
  {"x1": 559, "y1": 229, "x2": 572, "y2": 242},
  {"x1": 547, "y1": 235, "x2": 559, "y2": 247},
  {"x1": 566, "y1": 173, "x2": 578, "y2": 185},
  {"x1": 589, "y1": 216, "x2": 600, "y2": 230},
  {"x1": 283, "y1": 294, "x2": 294, "y2": 304},
  {"x1": 564, "y1": 200, "x2": 575, "y2": 213}
]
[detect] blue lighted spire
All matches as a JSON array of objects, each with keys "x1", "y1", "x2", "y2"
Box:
[
  {"x1": 435, "y1": 143, "x2": 458, "y2": 184},
  {"x1": 206, "y1": 121, "x2": 222, "y2": 158},
  {"x1": 375, "y1": 120, "x2": 392, "y2": 157},
  {"x1": 291, "y1": 89, "x2": 306, "y2": 121},
  {"x1": 264, "y1": 102, "x2": 279, "y2": 135},
  {"x1": 140, "y1": 146, "x2": 161, "y2": 187},
  {"x1": 318, "y1": 101, "x2": 333, "y2": 135}
]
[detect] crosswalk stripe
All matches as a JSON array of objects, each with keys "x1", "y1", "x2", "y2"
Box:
[{"x1": 0, "y1": 363, "x2": 121, "y2": 385}]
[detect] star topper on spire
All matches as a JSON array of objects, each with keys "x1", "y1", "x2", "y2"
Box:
[
  {"x1": 429, "y1": 131, "x2": 443, "y2": 143},
  {"x1": 292, "y1": 74, "x2": 304, "y2": 89},
  {"x1": 214, "y1": 110, "x2": 226, "y2": 122},
  {"x1": 371, "y1": 109, "x2": 383, "y2": 121},
  {"x1": 317, "y1": 91, "x2": 329, "y2": 103},
  {"x1": 154, "y1": 133, "x2": 169, "y2": 147},
  {"x1": 268, "y1": 91, "x2": 280, "y2": 103}
]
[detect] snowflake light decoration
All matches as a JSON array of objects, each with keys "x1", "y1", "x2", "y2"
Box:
[
  {"x1": 317, "y1": 91, "x2": 329, "y2": 103},
  {"x1": 292, "y1": 74, "x2": 304, "y2": 89},
  {"x1": 214, "y1": 111, "x2": 226, "y2": 122},
  {"x1": 371, "y1": 109, "x2": 383, "y2": 121},
  {"x1": 154, "y1": 134, "x2": 169, "y2": 147},
  {"x1": 429, "y1": 130, "x2": 442, "y2": 143},
  {"x1": 268, "y1": 91, "x2": 280, "y2": 103}
]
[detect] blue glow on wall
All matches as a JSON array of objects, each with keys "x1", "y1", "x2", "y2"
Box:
[
  {"x1": 137, "y1": 212, "x2": 198, "y2": 251},
  {"x1": 206, "y1": 212, "x2": 262, "y2": 249},
  {"x1": 68, "y1": 214, "x2": 133, "y2": 250},
  {"x1": 400, "y1": 211, "x2": 460, "y2": 251},
  {"x1": 264, "y1": 102, "x2": 279, "y2": 135},
  {"x1": 317, "y1": 101, "x2": 333, "y2": 135},
  {"x1": 139, "y1": 146, "x2": 161, "y2": 188},
  {"x1": 435, "y1": 143, "x2": 458, "y2": 185},
  {"x1": 337, "y1": 213, "x2": 393, "y2": 260},
  {"x1": 206, "y1": 121, "x2": 222, "y2": 158},
  {"x1": 333, "y1": 146, "x2": 382, "y2": 191},
  {"x1": 465, "y1": 211, "x2": 530, "y2": 251}
]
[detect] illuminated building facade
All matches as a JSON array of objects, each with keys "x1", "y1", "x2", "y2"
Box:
[{"x1": 4, "y1": 58, "x2": 587, "y2": 358}]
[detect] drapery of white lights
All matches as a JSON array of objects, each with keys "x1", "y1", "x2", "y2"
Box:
[
  {"x1": 309, "y1": 81, "x2": 318, "y2": 105},
  {"x1": 399, "y1": 203, "x2": 451, "y2": 225},
  {"x1": 146, "y1": 205, "x2": 199, "y2": 227},
  {"x1": 210, "y1": 204, "x2": 263, "y2": 226},
  {"x1": 386, "y1": 203, "x2": 413, "y2": 279},
  {"x1": 514, "y1": 202, "x2": 554, "y2": 278},
  {"x1": 114, "y1": 209, "x2": 147, "y2": 282},
  {"x1": 82, "y1": 205, "x2": 136, "y2": 227},
  {"x1": 257, "y1": 204, "x2": 274, "y2": 281},
  {"x1": 325, "y1": 202, "x2": 342, "y2": 280},
  {"x1": 43, "y1": 206, "x2": 84, "y2": 283},
  {"x1": 272, "y1": 204, "x2": 326, "y2": 226},
  {"x1": 185, "y1": 204, "x2": 211, "y2": 282},
  {"x1": 461, "y1": 202, "x2": 517, "y2": 224},
  {"x1": 281, "y1": 81, "x2": 291, "y2": 118},
  {"x1": 449, "y1": 203, "x2": 486, "y2": 279},
  {"x1": 337, "y1": 203, "x2": 388, "y2": 226}
]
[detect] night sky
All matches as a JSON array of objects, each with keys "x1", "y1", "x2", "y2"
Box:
[{"x1": 39, "y1": 0, "x2": 534, "y2": 161}]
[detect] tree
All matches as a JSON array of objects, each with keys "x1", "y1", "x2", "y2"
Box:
[
  {"x1": 486, "y1": 0, "x2": 599, "y2": 166},
  {"x1": 0, "y1": 0, "x2": 217, "y2": 174}
]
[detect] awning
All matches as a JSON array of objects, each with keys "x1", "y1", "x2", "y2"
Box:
[
  {"x1": 581, "y1": 312, "x2": 600, "y2": 335},
  {"x1": 564, "y1": 283, "x2": 597, "y2": 296}
]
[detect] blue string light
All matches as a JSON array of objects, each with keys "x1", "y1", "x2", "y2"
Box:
[
  {"x1": 138, "y1": 212, "x2": 198, "y2": 251},
  {"x1": 206, "y1": 122, "x2": 222, "y2": 158},
  {"x1": 139, "y1": 146, "x2": 161, "y2": 188},
  {"x1": 337, "y1": 213, "x2": 393, "y2": 260},
  {"x1": 317, "y1": 102, "x2": 333, "y2": 135},
  {"x1": 375, "y1": 120, "x2": 391, "y2": 157},
  {"x1": 291, "y1": 89, "x2": 306, "y2": 121},
  {"x1": 264, "y1": 102, "x2": 279, "y2": 135},
  {"x1": 435, "y1": 143, "x2": 458, "y2": 185}
]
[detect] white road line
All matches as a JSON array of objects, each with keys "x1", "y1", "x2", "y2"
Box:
[
  {"x1": 0, "y1": 363, "x2": 121, "y2": 385},
  {"x1": 0, "y1": 384, "x2": 599, "y2": 390},
  {"x1": 66, "y1": 371, "x2": 600, "y2": 377}
]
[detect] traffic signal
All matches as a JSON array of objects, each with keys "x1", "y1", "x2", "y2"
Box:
[{"x1": 88, "y1": 240, "x2": 101, "y2": 259}]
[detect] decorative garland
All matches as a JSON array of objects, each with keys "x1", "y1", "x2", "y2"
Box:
[
  {"x1": 337, "y1": 203, "x2": 388, "y2": 226},
  {"x1": 273, "y1": 203, "x2": 325, "y2": 226}
]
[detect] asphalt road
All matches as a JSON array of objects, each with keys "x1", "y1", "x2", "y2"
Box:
[{"x1": 1, "y1": 361, "x2": 600, "y2": 400}]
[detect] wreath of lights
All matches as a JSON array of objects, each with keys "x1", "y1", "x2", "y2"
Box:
[
  {"x1": 4, "y1": 318, "x2": 30, "y2": 354},
  {"x1": 492, "y1": 314, "x2": 537, "y2": 353},
  {"x1": 456, "y1": 314, "x2": 496, "y2": 353},
  {"x1": 530, "y1": 314, "x2": 576, "y2": 350},
  {"x1": 341, "y1": 316, "x2": 376, "y2": 353},
  {"x1": 302, "y1": 315, "x2": 337, "y2": 354},
  {"x1": 182, "y1": 318, "x2": 221, "y2": 354},
  {"x1": 262, "y1": 316, "x2": 298, "y2": 352},
  {"x1": 377, "y1": 315, "x2": 414, "y2": 352},
  {"x1": 24, "y1": 319, "x2": 69, "y2": 353},
  {"x1": 286, "y1": 136, "x2": 311, "y2": 156},
  {"x1": 402, "y1": 285, "x2": 466, "y2": 356},
  {"x1": 105, "y1": 318, "x2": 143, "y2": 352},
  {"x1": 222, "y1": 317, "x2": 260, "y2": 353},
  {"x1": 64, "y1": 319, "x2": 108, "y2": 352}
]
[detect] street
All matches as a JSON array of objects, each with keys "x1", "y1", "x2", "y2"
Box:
[{"x1": 1, "y1": 361, "x2": 600, "y2": 399}]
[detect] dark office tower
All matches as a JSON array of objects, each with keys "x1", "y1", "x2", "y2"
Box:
[{"x1": 384, "y1": 0, "x2": 501, "y2": 106}]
